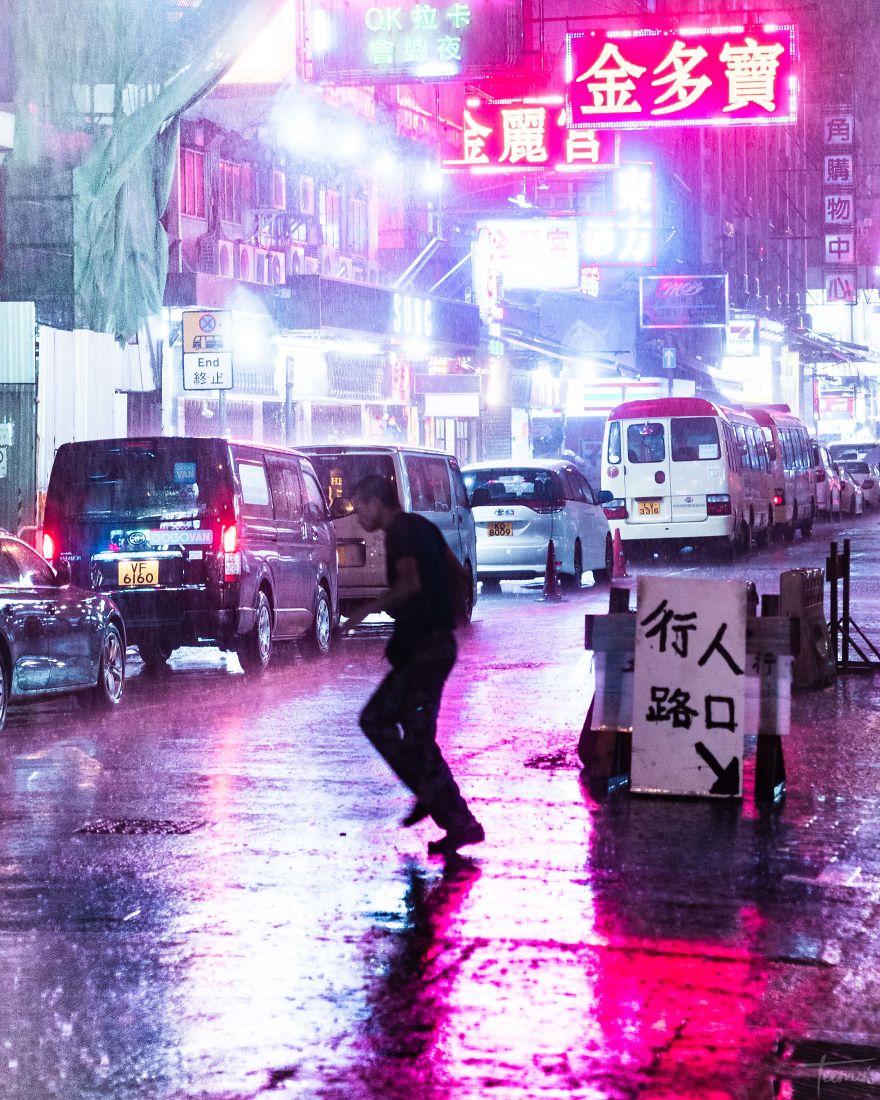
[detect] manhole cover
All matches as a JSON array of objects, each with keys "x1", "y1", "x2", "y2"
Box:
[{"x1": 76, "y1": 818, "x2": 206, "y2": 836}]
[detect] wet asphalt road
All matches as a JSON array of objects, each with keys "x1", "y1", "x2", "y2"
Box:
[{"x1": 3, "y1": 513, "x2": 880, "y2": 1098}]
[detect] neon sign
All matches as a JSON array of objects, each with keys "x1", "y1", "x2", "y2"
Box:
[
  {"x1": 565, "y1": 25, "x2": 797, "y2": 130},
  {"x1": 582, "y1": 163, "x2": 656, "y2": 267},
  {"x1": 442, "y1": 97, "x2": 617, "y2": 175},
  {"x1": 311, "y1": 0, "x2": 522, "y2": 82}
]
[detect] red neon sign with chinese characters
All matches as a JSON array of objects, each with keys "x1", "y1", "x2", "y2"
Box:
[
  {"x1": 442, "y1": 97, "x2": 618, "y2": 175},
  {"x1": 565, "y1": 25, "x2": 797, "y2": 130}
]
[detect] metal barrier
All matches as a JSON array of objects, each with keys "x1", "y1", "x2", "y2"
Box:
[
  {"x1": 827, "y1": 539, "x2": 880, "y2": 672},
  {"x1": 779, "y1": 568, "x2": 836, "y2": 690}
]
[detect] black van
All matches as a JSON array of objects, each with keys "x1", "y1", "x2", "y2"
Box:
[{"x1": 42, "y1": 437, "x2": 338, "y2": 673}]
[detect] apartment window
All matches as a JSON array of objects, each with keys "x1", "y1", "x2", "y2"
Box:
[
  {"x1": 219, "y1": 160, "x2": 242, "y2": 225},
  {"x1": 349, "y1": 198, "x2": 368, "y2": 254},
  {"x1": 322, "y1": 189, "x2": 341, "y2": 249},
  {"x1": 180, "y1": 148, "x2": 206, "y2": 218}
]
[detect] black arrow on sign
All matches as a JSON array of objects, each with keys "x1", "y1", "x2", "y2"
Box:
[{"x1": 694, "y1": 741, "x2": 740, "y2": 796}]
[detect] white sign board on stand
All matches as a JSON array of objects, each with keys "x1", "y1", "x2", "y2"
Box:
[{"x1": 632, "y1": 576, "x2": 747, "y2": 798}]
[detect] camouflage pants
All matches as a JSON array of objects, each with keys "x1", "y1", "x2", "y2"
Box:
[{"x1": 359, "y1": 631, "x2": 475, "y2": 832}]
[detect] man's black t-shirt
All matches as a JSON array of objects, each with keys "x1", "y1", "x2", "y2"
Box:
[{"x1": 385, "y1": 510, "x2": 455, "y2": 662}]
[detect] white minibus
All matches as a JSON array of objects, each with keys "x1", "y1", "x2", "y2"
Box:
[
  {"x1": 600, "y1": 397, "x2": 772, "y2": 556},
  {"x1": 744, "y1": 405, "x2": 817, "y2": 539}
]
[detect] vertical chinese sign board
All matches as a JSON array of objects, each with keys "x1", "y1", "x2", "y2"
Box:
[
  {"x1": 632, "y1": 577, "x2": 747, "y2": 797},
  {"x1": 182, "y1": 310, "x2": 233, "y2": 391},
  {"x1": 822, "y1": 110, "x2": 856, "y2": 304}
]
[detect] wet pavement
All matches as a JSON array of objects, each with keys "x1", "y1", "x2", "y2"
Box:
[{"x1": 3, "y1": 515, "x2": 880, "y2": 1098}]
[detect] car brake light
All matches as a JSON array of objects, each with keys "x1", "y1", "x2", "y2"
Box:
[
  {"x1": 526, "y1": 500, "x2": 565, "y2": 514},
  {"x1": 41, "y1": 532, "x2": 56, "y2": 561},
  {"x1": 221, "y1": 524, "x2": 241, "y2": 580},
  {"x1": 707, "y1": 494, "x2": 732, "y2": 516},
  {"x1": 816, "y1": 470, "x2": 826, "y2": 483},
  {"x1": 222, "y1": 523, "x2": 238, "y2": 553},
  {"x1": 602, "y1": 499, "x2": 627, "y2": 520},
  {"x1": 772, "y1": 492, "x2": 785, "y2": 507}
]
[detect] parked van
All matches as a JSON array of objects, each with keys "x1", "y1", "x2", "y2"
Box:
[
  {"x1": 744, "y1": 405, "x2": 816, "y2": 539},
  {"x1": 42, "y1": 437, "x2": 338, "y2": 672},
  {"x1": 302, "y1": 444, "x2": 478, "y2": 620},
  {"x1": 600, "y1": 397, "x2": 772, "y2": 555}
]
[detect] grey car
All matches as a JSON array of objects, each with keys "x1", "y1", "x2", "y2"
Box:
[{"x1": 0, "y1": 534, "x2": 126, "y2": 730}]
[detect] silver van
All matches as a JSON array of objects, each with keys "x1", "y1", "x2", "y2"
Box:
[{"x1": 302, "y1": 444, "x2": 478, "y2": 621}]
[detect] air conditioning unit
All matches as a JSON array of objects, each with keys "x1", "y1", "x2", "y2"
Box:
[
  {"x1": 271, "y1": 168, "x2": 287, "y2": 211},
  {"x1": 254, "y1": 248, "x2": 271, "y2": 285},
  {"x1": 217, "y1": 239, "x2": 235, "y2": 278},
  {"x1": 268, "y1": 250, "x2": 286, "y2": 286},
  {"x1": 299, "y1": 176, "x2": 315, "y2": 215},
  {"x1": 236, "y1": 243, "x2": 255, "y2": 282},
  {"x1": 303, "y1": 256, "x2": 320, "y2": 275},
  {"x1": 199, "y1": 238, "x2": 234, "y2": 277},
  {"x1": 287, "y1": 243, "x2": 305, "y2": 277}
]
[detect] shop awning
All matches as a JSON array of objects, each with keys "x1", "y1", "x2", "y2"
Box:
[{"x1": 790, "y1": 328, "x2": 878, "y2": 365}]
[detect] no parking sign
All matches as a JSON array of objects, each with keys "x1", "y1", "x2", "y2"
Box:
[{"x1": 632, "y1": 577, "x2": 747, "y2": 797}]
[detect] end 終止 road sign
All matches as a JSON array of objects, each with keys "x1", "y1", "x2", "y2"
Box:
[{"x1": 182, "y1": 309, "x2": 233, "y2": 391}]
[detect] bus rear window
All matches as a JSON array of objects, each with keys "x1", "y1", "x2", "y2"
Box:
[
  {"x1": 671, "y1": 417, "x2": 720, "y2": 462},
  {"x1": 627, "y1": 422, "x2": 665, "y2": 464}
]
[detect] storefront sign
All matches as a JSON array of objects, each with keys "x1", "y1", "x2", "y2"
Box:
[
  {"x1": 310, "y1": 0, "x2": 522, "y2": 82},
  {"x1": 581, "y1": 162, "x2": 656, "y2": 266},
  {"x1": 475, "y1": 219, "x2": 580, "y2": 290},
  {"x1": 726, "y1": 317, "x2": 756, "y2": 356},
  {"x1": 442, "y1": 97, "x2": 617, "y2": 174},
  {"x1": 640, "y1": 275, "x2": 728, "y2": 328},
  {"x1": 825, "y1": 269, "x2": 857, "y2": 304},
  {"x1": 825, "y1": 232, "x2": 855, "y2": 265},
  {"x1": 822, "y1": 105, "x2": 857, "y2": 301},
  {"x1": 565, "y1": 25, "x2": 798, "y2": 130}
]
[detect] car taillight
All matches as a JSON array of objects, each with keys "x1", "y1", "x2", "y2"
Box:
[
  {"x1": 772, "y1": 492, "x2": 785, "y2": 507},
  {"x1": 864, "y1": 480, "x2": 875, "y2": 489},
  {"x1": 221, "y1": 524, "x2": 241, "y2": 580},
  {"x1": 41, "y1": 531, "x2": 57, "y2": 561},
  {"x1": 816, "y1": 470, "x2": 826, "y2": 483},
  {"x1": 222, "y1": 523, "x2": 238, "y2": 553},
  {"x1": 526, "y1": 500, "x2": 565, "y2": 514},
  {"x1": 602, "y1": 499, "x2": 627, "y2": 520},
  {"x1": 707, "y1": 494, "x2": 732, "y2": 516}
]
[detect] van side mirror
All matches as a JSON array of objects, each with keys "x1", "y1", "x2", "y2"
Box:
[
  {"x1": 54, "y1": 560, "x2": 71, "y2": 586},
  {"x1": 597, "y1": 489, "x2": 613, "y2": 504}
]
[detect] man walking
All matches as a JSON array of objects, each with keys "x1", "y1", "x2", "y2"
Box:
[{"x1": 345, "y1": 474, "x2": 484, "y2": 857}]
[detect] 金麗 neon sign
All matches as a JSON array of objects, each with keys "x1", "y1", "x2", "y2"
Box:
[
  {"x1": 442, "y1": 96, "x2": 618, "y2": 174},
  {"x1": 565, "y1": 25, "x2": 797, "y2": 130}
]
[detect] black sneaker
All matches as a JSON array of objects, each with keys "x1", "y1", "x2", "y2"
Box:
[
  {"x1": 427, "y1": 820, "x2": 485, "y2": 856},
  {"x1": 401, "y1": 800, "x2": 430, "y2": 827}
]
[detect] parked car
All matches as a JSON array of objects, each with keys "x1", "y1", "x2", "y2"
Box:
[
  {"x1": 42, "y1": 437, "x2": 338, "y2": 673},
  {"x1": 0, "y1": 533, "x2": 125, "y2": 728},
  {"x1": 838, "y1": 467, "x2": 865, "y2": 517},
  {"x1": 839, "y1": 461, "x2": 880, "y2": 510},
  {"x1": 811, "y1": 440, "x2": 841, "y2": 518},
  {"x1": 462, "y1": 459, "x2": 613, "y2": 588},
  {"x1": 829, "y1": 441, "x2": 872, "y2": 464},
  {"x1": 302, "y1": 444, "x2": 478, "y2": 621}
]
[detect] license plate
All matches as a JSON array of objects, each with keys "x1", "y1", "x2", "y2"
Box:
[
  {"x1": 488, "y1": 522, "x2": 513, "y2": 537},
  {"x1": 637, "y1": 499, "x2": 661, "y2": 516},
  {"x1": 117, "y1": 559, "x2": 160, "y2": 587}
]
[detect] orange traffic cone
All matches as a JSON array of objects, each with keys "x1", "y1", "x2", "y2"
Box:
[
  {"x1": 611, "y1": 528, "x2": 628, "y2": 580},
  {"x1": 541, "y1": 539, "x2": 563, "y2": 601}
]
